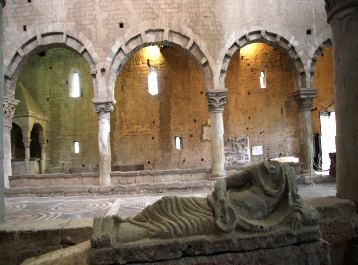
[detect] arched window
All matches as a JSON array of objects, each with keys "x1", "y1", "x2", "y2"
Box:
[
  {"x1": 260, "y1": 68, "x2": 266, "y2": 89},
  {"x1": 148, "y1": 66, "x2": 158, "y2": 95},
  {"x1": 69, "y1": 68, "x2": 81, "y2": 98}
]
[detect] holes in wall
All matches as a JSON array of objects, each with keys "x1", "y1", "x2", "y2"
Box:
[
  {"x1": 23, "y1": 25, "x2": 27, "y2": 31},
  {"x1": 69, "y1": 69, "x2": 81, "y2": 98},
  {"x1": 306, "y1": 29, "x2": 312, "y2": 35},
  {"x1": 174, "y1": 136, "x2": 183, "y2": 150},
  {"x1": 119, "y1": 22, "x2": 124, "y2": 28},
  {"x1": 27, "y1": 0, "x2": 31, "y2": 2},
  {"x1": 74, "y1": 141, "x2": 80, "y2": 154}
]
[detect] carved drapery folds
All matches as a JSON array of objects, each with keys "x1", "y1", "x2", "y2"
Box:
[
  {"x1": 325, "y1": 0, "x2": 358, "y2": 22},
  {"x1": 206, "y1": 90, "x2": 228, "y2": 113},
  {"x1": 292, "y1": 89, "x2": 318, "y2": 112}
]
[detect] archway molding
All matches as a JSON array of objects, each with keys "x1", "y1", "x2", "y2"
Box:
[
  {"x1": 218, "y1": 28, "x2": 306, "y2": 90},
  {"x1": 106, "y1": 19, "x2": 216, "y2": 102},
  {"x1": 307, "y1": 28, "x2": 333, "y2": 88},
  {"x1": 3, "y1": 22, "x2": 99, "y2": 99}
]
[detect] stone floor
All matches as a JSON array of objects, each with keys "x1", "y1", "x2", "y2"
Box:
[{"x1": 4, "y1": 173, "x2": 337, "y2": 222}]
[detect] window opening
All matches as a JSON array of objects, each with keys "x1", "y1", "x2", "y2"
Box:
[
  {"x1": 174, "y1": 136, "x2": 183, "y2": 150},
  {"x1": 148, "y1": 66, "x2": 158, "y2": 95},
  {"x1": 260, "y1": 68, "x2": 266, "y2": 89},
  {"x1": 70, "y1": 70, "x2": 81, "y2": 98},
  {"x1": 74, "y1": 141, "x2": 80, "y2": 154}
]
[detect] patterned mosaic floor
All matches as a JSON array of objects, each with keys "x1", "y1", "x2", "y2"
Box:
[
  {"x1": 4, "y1": 192, "x2": 212, "y2": 221},
  {"x1": 4, "y1": 175, "x2": 337, "y2": 221}
]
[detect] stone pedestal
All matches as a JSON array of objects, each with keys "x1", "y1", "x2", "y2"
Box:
[
  {"x1": 94, "y1": 103, "x2": 114, "y2": 186},
  {"x1": 325, "y1": 0, "x2": 358, "y2": 202},
  {"x1": 292, "y1": 89, "x2": 317, "y2": 181},
  {"x1": 206, "y1": 90, "x2": 227, "y2": 179}
]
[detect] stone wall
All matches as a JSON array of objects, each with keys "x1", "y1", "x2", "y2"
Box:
[{"x1": 225, "y1": 43, "x2": 300, "y2": 163}]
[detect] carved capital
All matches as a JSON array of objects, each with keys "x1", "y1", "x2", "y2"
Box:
[
  {"x1": 3, "y1": 100, "x2": 17, "y2": 128},
  {"x1": 93, "y1": 102, "x2": 114, "y2": 113},
  {"x1": 206, "y1": 89, "x2": 228, "y2": 113},
  {"x1": 292, "y1": 89, "x2": 318, "y2": 112},
  {"x1": 325, "y1": 0, "x2": 358, "y2": 23}
]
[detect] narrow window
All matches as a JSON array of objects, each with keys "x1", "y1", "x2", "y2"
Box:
[
  {"x1": 174, "y1": 136, "x2": 183, "y2": 150},
  {"x1": 74, "y1": 141, "x2": 79, "y2": 154},
  {"x1": 260, "y1": 68, "x2": 266, "y2": 89},
  {"x1": 69, "y1": 69, "x2": 81, "y2": 98},
  {"x1": 148, "y1": 66, "x2": 158, "y2": 95}
]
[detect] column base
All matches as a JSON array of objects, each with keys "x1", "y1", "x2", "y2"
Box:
[{"x1": 297, "y1": 170, "x2": 322, "y2": 185}]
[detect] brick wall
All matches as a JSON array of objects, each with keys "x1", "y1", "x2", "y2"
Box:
[{"x1": 312, "y1": 46, "x2": 335, "y2": 135}]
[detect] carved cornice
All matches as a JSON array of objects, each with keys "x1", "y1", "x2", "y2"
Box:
[
  {"x1": 0, "y1": 0, "x2": 5, "y2": 8},
  {"x1": 325, "y1": 0, "x2": 358, "y2": 23},
  {"x1": 292, "y1": 89, "x2": 318, "y2": 112},
  {"x1": 93, "y1": 102, "x2": 114, "y2": 113},
  {"x1": 206, "y1": 89, "x2": 228, "y2": 113}
]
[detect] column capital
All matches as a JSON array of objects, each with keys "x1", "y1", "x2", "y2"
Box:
[
  {"x1": 3, "y1": 98, "x2": 19, "y2": 128},
  {"x1": 206, "y1": 89, "x2": 228, "y2": 113},
  {"x1": 292, "y1": 89, "x2": 318, "y2": 112},
  {"x1": 325, "y1": 0, "x2": 358, "y2": 23},
  {"x1": 0, "y1": 0, "x2": 5, "y2": 8},
  {"x1": 93, "y1": 102, "x2": 115, "y2": 113}
]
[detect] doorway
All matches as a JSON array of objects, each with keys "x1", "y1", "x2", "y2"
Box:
[{"x1": 320, "y1": 111, "x2": 336, "y2": 171}]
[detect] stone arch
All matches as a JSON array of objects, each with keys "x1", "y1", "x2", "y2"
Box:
[
  {"x1": 3, "y1": 22, "x2": 99, "y2": 98},
  {"x1": 106, "y1": 19, "x2": 216, "y2": 98},
  {"x1": 219, "y1": 29, "x2": 306, "y2": 90},
  {"x1": 307, "y1": 28, "x2": 333, "y2": 88}
]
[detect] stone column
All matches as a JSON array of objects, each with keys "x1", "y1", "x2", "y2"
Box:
[
  {"x1": 0, "y1": 0, "x2": 7, "y2": 223},
  {"x1": 292, "y1": 89, "x2": 317, "y2": 180},
  {"x1": 3, "y1": 100, "x2": 16, "y2": 187},
  {"x1": 40, "y1": 142, "x2": 47, "y2": 174},
  {"x1": 206, "y1": 89, "x2": 227, "y2": 179},
  {"x1": 23, "y1": 140, "x2": 31, "y2": 175},
  {"x1": 94, "y1": 103, "x2": 114, "y2": 186},
  {"x1": 325, "y1": 0, "x2": 358, "y2": 202}
]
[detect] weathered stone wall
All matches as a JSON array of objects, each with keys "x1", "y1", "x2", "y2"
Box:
[
  {"x1": 225, "y1": 43, "x2": 300, "y2": 163},
  {"x1": 312, "y1": 46, "x2": 335, "y2": 135},
  {"x1": 112, "y1": 47, "x2": 210, "y2": 170},
  {"x1": 2, "y1": 0, "x2": 330, "y2": 63},
  {"x1": 16, "y1": 48, "x2": 98, "y2": 170}
]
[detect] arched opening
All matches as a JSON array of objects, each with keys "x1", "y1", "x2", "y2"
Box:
[
  {"x1": 15, "y1": 48, "x2": 97, "y2": 173},
  {"x1": 311, "y1": 46, "x2": 335, "y2": 173},
  {"x1": 11, "y1": 123, "x2": 24, "y2": 159},
  {"x1": 110, "y1": 46, "x2": 209, "y2": 171},
  {"x1": 224, "y1": 43, "x2": 299, "y2": 165}
]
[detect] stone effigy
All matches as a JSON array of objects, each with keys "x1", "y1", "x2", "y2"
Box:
[{"x1": 89, "y1": 161, "x2": 330, "y2": 265}]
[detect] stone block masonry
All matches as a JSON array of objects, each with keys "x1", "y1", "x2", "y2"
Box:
[{"x1": 0, "y1": 219, "x2": 93, "y2": 265}]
